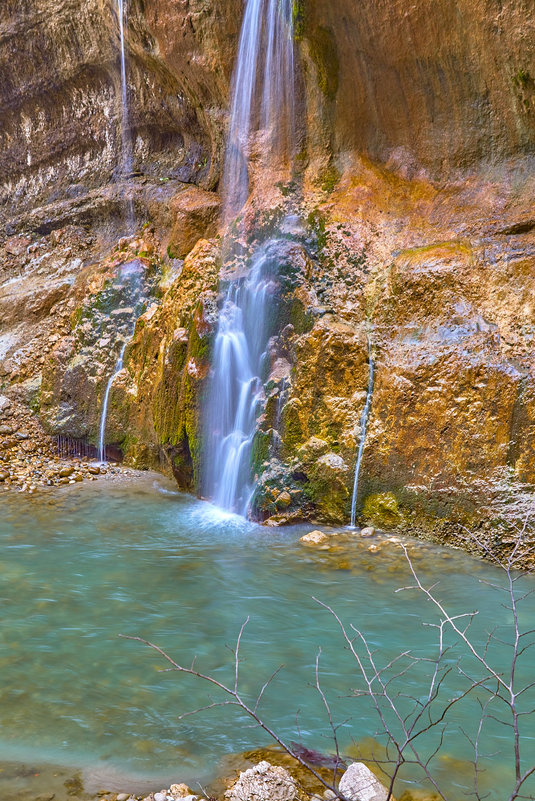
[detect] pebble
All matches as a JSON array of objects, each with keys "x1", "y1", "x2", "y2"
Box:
[
  {"x1": 360, "y1": 526, "x2": 375, "y2": 537},
  {"x1": 116, "y1": 795, "x2": 130, "y2": 801},
  {"x1": 154, "y1": 793, "x2": 168, "y2": 801}
]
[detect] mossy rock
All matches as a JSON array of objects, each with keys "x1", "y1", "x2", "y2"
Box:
[
  {"x1": 317, "y1": 165, "x2": 341, "y2": 194},
  {"x1": 251, "y1": 430, "x2": 272, "y2": 476},
  {"x1": 281, "y1": 397, "x2": 304, "y2": 453},
  {"x1": 362, "y1": 492, "x2": 408, "y2": 529},
  {"x1": 308, "y1": 25, "x2": 339, "y2": 100}
]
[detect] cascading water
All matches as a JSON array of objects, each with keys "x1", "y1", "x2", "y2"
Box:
[
  {"x1": 95, "y1": 258, "x2": 149, "y2": 463},
  {"x1": 221, "y1": 0, "x2": 294, "y2": 225},
  {"x1": 350, "y1": 336, "x2": 375, "y2": 528},
  {"x1": 204, "y1": 0, "x2": 295, "y2": 515}
]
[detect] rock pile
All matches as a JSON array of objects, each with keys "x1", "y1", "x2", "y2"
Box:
[{"x1": 0, "y1": 393, "x2": 125, "y2": 492}]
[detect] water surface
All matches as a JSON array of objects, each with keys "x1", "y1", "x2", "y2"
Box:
[{"x1": 0, "y1": 478, "x2": 533, "y2": 799}]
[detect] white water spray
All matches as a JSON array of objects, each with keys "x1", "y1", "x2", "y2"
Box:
[
  {"x1": 350, "y1": 337, "x2": 375, "y2": 528},
  {"x1": 204, "y1": 0, "x2": 295, "y2": 514}
]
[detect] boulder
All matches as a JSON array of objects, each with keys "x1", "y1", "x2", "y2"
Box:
[
  {"x1": 300, "y1": 530, "x2": 329, "y2": 545},
  {"x1": 338, "y1": 762, "x2": 391, "y2": 801},
  {"x1": 226, "y1": 760, "x2": 296, "y2": 801}
]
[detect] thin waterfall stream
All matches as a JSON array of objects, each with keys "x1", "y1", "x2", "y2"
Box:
[
  {"x1": 116, "y1": 0, "x2": 134, "y2": 228},
  {"x1": 350, "y1": 335, "x2": 375, "y2": 527},
  {"x1": 98, "y1": 340, "x2": 128, "y2": 463},
  {"x1": 95, "y1": 1, "x2": 135, "y2": 464},
  {"x1": 204, "y1": 0, "x2": 295, "y2": 515}
]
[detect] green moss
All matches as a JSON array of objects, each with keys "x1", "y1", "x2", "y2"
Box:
[
  {"x1": 251, "y1": 430, "x2": 271, "y2": 476},
  {"x1": 189, "y1": 313, "x2": 212, "y2": 363},
  {"x1": 307, "y1": 209, "x2": 328, "y2": 252},
  {"x1": 167, "y1": 243, "x2": 180, "y2": 260},
  {"x1": 362, "y1": 492, "x2": 407, "y2": 529},
  {"x1": 281, "y1": 398, "x2": 304, "y2": 453},
  {"x1": 70, "y1": 306, "x2": 83, "y2": 331},
  {"x1": 317, "y1": 165, "x2": 341, "y2": 194},
  {"x1": 308, "y1": 26, "x2": 339, "y2": 100},
  {"x1": 513, "y1": 69, "x2": 532, "y2": 88},
  {"x1": 275, "y1": 180, "x2": 297, "y2": 197},
  {"x1": 287, "y1": 296, "x2": 314, "y2": 335},
  {"x1": 292, "y1": 0, "x2": 306, "y2": 40}
]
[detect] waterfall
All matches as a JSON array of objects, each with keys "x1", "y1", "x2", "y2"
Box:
[
  {"x1": 350, "y1": 337, "x2": 375, "y2": 528},
  {"x1": 203, "y1": 0, "x2": 295, "y2": 515},
  {"x1": 98, "y1": 340, "x2": 128, "y2": 463},
  {"x1": 116, "y1": 0, "x2": 134, "y2": 227},
  {"x1": 221, "y1": 0, "x2": 294, "y2": 224}
]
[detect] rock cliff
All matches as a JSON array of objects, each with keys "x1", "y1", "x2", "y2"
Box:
[{"x1": 1, "y1": 0, "x2": 534, "y2": 554}]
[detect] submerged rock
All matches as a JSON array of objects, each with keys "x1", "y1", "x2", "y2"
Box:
[{"x1": 300, "y1": 530, "x2": 329, "y2": 545}]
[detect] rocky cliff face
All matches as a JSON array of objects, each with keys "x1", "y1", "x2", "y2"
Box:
[
  {"x1": 0, "y1": 0, "x2": 210, "y2": 225},
  {"x1": 1, "y1": 0, "x2": 534, "y2": 554}
]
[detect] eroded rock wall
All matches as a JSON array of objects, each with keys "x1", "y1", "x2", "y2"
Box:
[
  {"x1": 299, "y1": 0, "x2": 535, "y2": 178},
  {"x1": 0, "y1": 0, "x2": 210, "y2": 224}
]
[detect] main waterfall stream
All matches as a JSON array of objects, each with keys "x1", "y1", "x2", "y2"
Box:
[
  {"x1": 1, "y1": 478, "x2": 534, "y2": 800},
  {"x1": 204, "y1": 0, "x2": 295, "y2": 513}
]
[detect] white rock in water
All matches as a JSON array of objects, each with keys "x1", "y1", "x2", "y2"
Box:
[
  {"x1": 360, "y1": 527, "x2": 375, "y2": 537},
  {"x1": 300, "y1": 530, "x2": 329, "y2": 545},
  {"x1": 116, "y1": 795, "x2": 130, "y2": 801},
  {"x1": 154, "y1": 793, "x2": 168, "y2": 801},
  {"x1": 338, "y1": 763, "x2": 391, "y2": 801},
  {"x1": 226, "y1": 760, "x2": 296, "y2": 801}
]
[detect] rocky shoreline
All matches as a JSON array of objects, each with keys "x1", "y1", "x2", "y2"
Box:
[
  {"x1": 0, "y1": 393, "x2": 139, "y2": 494},
  {"x1": 3, "y1": 754, "x2": 397, "y2": 801}
]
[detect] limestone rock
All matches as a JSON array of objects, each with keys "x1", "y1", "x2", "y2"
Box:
[
  {"x1": 226, "y1": 760, "x2": 296, "y2": 801},
  {"x1": 169, "y1": 785, "x2": 194, "y2": 799},
  {"x1": 275, "y1": 490, "x2": 292, "y2": 508},
  {"x1": 338, "y1": 762, "x2": 391, "y2": 801},
  {"x1": 167, "y1": 186, "x2": 221, "y2": 259},
  {"x1": 300, "y1": 530, "x2": 329, "y2": 545}
]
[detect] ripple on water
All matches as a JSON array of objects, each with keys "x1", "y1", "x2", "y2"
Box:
[{"x1": 0, "y1": 479, "x2": 533, "y2": 800}]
